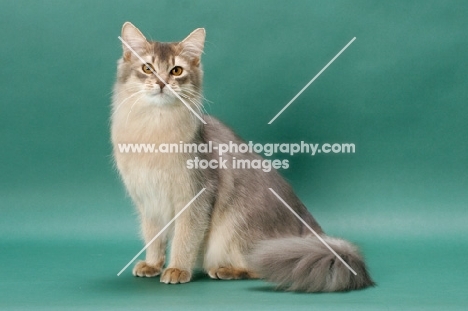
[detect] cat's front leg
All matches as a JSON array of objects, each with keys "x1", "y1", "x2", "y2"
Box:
[
  {"x1": 160, "y1": 196, "x2": 210, "y2": 284},
  {"x1": 133, "y1": 216, "x2": 167, "y2": 277}
]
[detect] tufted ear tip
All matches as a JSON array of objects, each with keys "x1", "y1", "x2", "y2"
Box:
[
  {"x1": 120, "y1": 22, "x2": 148, "y2": 60},
  {"x1": 183, "y1": 28, "x2": 206, "y2": 43},
  {"x1": 121, "y1": 21, "x2": 134, "y2": 33},
  {"x1": 180, "y1": 28, "x2": 206, "y2": 62}
]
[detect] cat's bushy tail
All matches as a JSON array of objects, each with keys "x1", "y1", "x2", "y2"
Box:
[{"x1": 247, "y1": 235, "x2": 375, "y2": 292}]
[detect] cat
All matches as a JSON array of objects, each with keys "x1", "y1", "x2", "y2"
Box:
[{"x1": 111, "y1": 22, "x2": 374, "y2": 292}]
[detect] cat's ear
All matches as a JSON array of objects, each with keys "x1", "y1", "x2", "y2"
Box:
[
  {"x1": 121, "y1": 22, "x2": 148, "y2": 61},
  {"x1": 180, "y1": 28, "x2": 206, "y2": 66}
]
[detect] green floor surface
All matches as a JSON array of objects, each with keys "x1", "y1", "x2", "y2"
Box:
[
  {"x1": 1, "y1": 183, "x2": 467, "y2": 310},
  {"x1": 1, "y1": 238, "x2": 466, "y2": 310}
]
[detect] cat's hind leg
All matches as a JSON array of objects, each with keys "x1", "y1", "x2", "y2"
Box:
[{"x1": 203, "y1": 225, "x2": 258, "y2": 280}]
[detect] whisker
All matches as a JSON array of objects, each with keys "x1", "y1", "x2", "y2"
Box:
[
  {"x1": 110, "y1": 88, "x2": 141, "y2": 99},
  {"x1": 180, "y1": 91, "x2": 203, "y2": 102},
  {"x1": 180, "y1": 87, "x2": 202, "y2": 96},
  {"x1": 179, "y1": 86, "x2": 214, "y2": 116},
  {"x1": 108, "y1": 83, "x2": 142, "y2": 97},
  {"x1": 111, "y1": 90, "x2": 146, "y2": 118},
  {"x1": 180, "y1": 87, "x2": 211, "y2": 103},
  {"x1": 125, "y1": 93, "x2": 146, "y2": 126},
  {"x1": 187, "y1": 97, "x2": 209, "y2": 117}
]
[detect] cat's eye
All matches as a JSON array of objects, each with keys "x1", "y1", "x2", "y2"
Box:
[
  {"x1": 170, "y1": 66, "x2": 183, "y2": 76},
  {"x1": 142, "y1": 63, "x2": 154, "y2": 74}
]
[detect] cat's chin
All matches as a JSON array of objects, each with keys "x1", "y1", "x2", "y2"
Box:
[{"x1": 146, "y1": 92, "x2": 177, "y2": 107}]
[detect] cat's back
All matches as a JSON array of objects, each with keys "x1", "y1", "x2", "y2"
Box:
[{"x1": 200, "y1": 115, "x2": 323, "y2": 237}]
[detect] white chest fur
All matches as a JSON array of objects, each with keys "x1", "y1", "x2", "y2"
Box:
[{"x1": 111, "y1": 93, "x2": 199, "y2": 226}]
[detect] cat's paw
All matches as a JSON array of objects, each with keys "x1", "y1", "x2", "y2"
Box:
[
  {"x1": 132, "y1": 260, "x2": 163, "y2": 277},
  {"x1": 160, "y1": 267, "x2": 191, "y2": 284},
  {"x1": 208, "y1": 267, "x2": 259, "y2": 280}
]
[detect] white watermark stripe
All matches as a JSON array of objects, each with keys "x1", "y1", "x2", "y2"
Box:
[
  {"x1": 116, "y1": 141, "x2": 356, "y2": 156},
  {"x1": 268, "y1": 37, "x2": 356, "y2": 124},
  {"x1": 117, "y1": 188, "x2": 206, "y2": 276},
  {"x1": 118, "y1": 36, "x2": 207, "y2": 125},
  {"x1": 268, "y1": 188, "x2": 358, "y2": 276}
]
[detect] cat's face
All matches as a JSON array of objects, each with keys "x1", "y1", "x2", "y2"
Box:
[{"x1": 117, "y1": 22, "x2": 205, "y2": 107}]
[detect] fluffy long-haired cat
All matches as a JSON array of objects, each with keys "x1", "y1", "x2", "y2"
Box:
[{"x1": 111, "y1": 22, "x2": 374, "y2": 292}]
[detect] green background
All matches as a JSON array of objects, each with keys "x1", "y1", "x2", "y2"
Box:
[{"x1": 1, "y1": 0, "x2": 467, "y2": 309}]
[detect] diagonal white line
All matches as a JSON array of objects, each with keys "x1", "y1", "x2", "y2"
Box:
[
  {"x1": 268, "y1": 37, "x2": 356, "y2": 124},
  {"x1": 117, "y1": 188, "x2": 206, "y2": 276},
  {"x1": 118, "y1": 36, "x2": 207, "y2": 125},
  {"x1": 268, "y1": 188, "x2": 357, "y2": 275}
]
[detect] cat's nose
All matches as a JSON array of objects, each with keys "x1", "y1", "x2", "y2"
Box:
[{"x1": 157, "y1": 80, "x2": 166, "y2": 90}]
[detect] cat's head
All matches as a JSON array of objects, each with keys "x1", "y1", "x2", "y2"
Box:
[{"x1": 116, "y1": 22, "x2": 205, "y2": 107}]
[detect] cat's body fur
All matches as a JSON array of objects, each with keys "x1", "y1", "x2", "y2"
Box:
[{"x1": 111, "y1": 22, "x2": 374, "y2": 292}]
